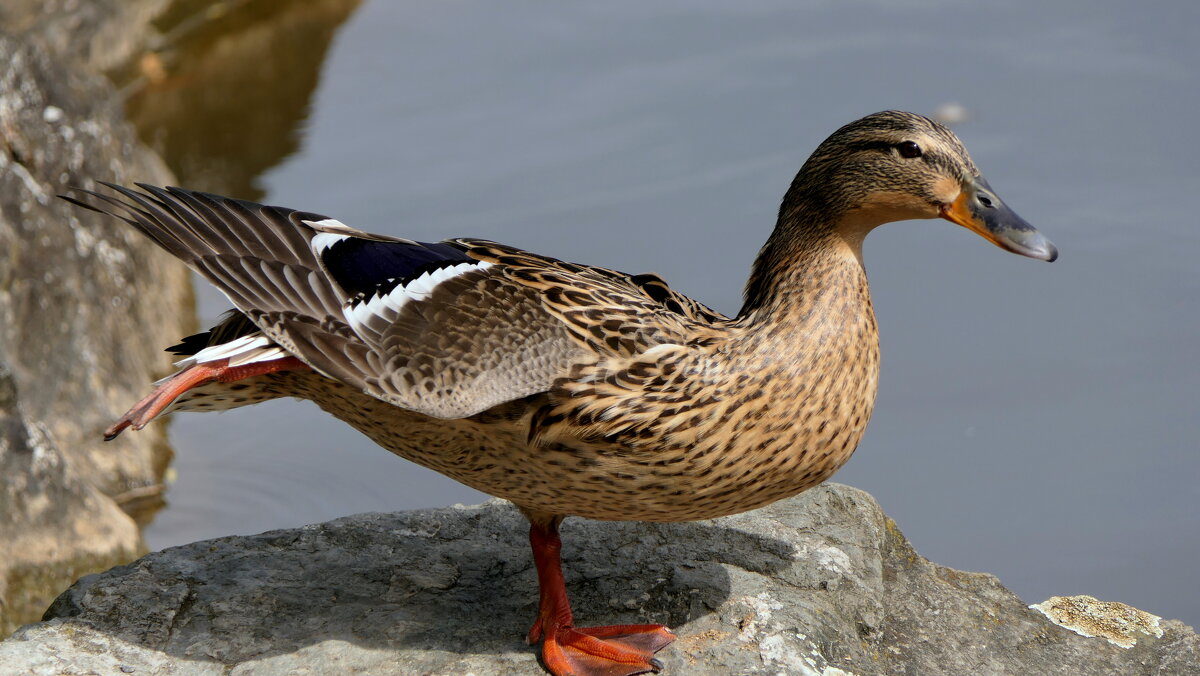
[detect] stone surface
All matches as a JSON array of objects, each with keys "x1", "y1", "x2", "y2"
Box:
[
  {"x1": 0, "y1": 32, "x2": 192, "y2": 635},
  {"x1": 0, "y1": 368, "x2": 142, "y2": 641},
  {"x1": 0, "y1": 30, "x2": 188, "y2": 506},
  {"x1": 0, "y1": 0, "x2": 169, "y2": 72},
  {"x1": 1, "y1": 484, "x2": 1195, "y2": 675}
]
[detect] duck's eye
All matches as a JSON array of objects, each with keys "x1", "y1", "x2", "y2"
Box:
[{"x1": 896, "y1": 141, "x2": 923, "y2": 159}]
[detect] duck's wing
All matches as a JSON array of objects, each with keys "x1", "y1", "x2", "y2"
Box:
[
  {"x1": 454, "y1": 240, "x2": 729, "y2": 355},
  {"x1": 67, "y1": 184, "x2": 723, "y2": 419}
]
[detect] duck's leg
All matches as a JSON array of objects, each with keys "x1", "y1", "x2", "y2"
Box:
[
  {"x1": 103, "y1": 356, "x2": 309, "y2": 440},
  {"x1": 526, "y1": 516, "x2": 675, "y2": 676}
]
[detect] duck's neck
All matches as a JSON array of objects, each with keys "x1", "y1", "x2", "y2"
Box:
[
  {"x1": 719, "y1": 198, "x2": 881, "y2": 500},
  {"x1": 737, "y1": 197, "x2": 872, "y2": 327}
]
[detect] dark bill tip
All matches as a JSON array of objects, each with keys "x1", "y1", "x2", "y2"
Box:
[
  {"x1": 1002, "y1": 228, "x2": 1058, "y2": 262},
  {"x1": 968, "y1": 176, "x2": 1058, "y2": 263}
]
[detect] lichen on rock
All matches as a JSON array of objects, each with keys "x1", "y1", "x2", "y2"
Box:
[{"x1": 1031, "y1": 595, "x2": 1165, "y2": 649}]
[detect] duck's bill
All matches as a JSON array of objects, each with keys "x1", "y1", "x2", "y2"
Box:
[{"x1": 939, "y1": 176, "x2": 1058, "y2": 262}]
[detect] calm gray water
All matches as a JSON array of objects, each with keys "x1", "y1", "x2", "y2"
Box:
[{"x1": 144, "y1": 0, "x2": 1200, "y2": 627}]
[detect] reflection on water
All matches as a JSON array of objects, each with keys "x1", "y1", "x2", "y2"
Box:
[
  {"x1": 119, "y1": 0, "x2": 362, "y2": 199},
  {"x1": 132, "y1": 0, "x2": 1198, "y2": 629}
]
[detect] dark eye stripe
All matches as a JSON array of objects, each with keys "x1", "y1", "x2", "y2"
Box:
[{"x1": 851, "y1": 140, "x2": 895, "y2": 153}]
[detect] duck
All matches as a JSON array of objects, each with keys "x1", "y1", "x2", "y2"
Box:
[{"x1": 66, "y1": 110, "x2": 1056, "y2": 676}]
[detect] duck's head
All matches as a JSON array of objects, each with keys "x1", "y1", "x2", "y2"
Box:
[{"x1": 782, "y1": 110, "x2": 1057, "y2": 262}]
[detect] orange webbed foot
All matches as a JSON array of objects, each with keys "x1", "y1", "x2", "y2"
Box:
[
  {"x1": 536, "y1": 623, "x2": 674, "y2": 676},
  {"x1": 526, "y1": 519, "x2": 675, "y2": 675}
]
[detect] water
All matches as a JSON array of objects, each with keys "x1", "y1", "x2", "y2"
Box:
[{"x1": 142, "y1": 0, "x2": 1200, "y2": 627}]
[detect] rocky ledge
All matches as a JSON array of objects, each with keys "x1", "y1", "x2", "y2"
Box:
[{"x1": 0, "y1": 484, "x2": 1195, "y2": 675}]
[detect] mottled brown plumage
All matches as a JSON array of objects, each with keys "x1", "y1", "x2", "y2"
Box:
[{"x1": 73, "y1": 110, "x2": 1056, "y2": 676}]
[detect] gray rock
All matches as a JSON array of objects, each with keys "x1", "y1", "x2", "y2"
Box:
[
  {"x1": 0, "y1": 32, "x2": 191, "y2": 634},
  {"x1": 0, "y1": 29, "x2": 187, "y2": 504},
  {"x1": 2, "y1": 484, "x2": 1195, "y2": 675},
  {"x1": 0, "y1": 368, "x2": 142, "y2": 639},
  {"x1": 0, "y1": 0, "x2": 169, "y2": 72}
]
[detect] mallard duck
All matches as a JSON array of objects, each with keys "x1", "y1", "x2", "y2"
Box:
[{"x1": 68, "y1": 110, "x2": 1055, "y2": 676}]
